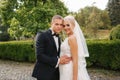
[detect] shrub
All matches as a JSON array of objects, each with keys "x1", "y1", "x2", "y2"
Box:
[
  {"x1": 0, "y1": 41, "x2": 35, "y2": 62},
  {"x1": 87, "y1": 40, "x2": 120, "y2": 70},
  {"x1": 109, "y1": 25, "x2": 120, "y2": 40},
  {"x1": 0, "y1": 40, "x2": 120, "y2": 70}
]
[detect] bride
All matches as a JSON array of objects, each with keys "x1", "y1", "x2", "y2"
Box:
[{"x1": 59, "y1": 16, "x2": 91, "y2": 80}]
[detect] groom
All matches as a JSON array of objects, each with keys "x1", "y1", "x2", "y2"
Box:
[{"x1": 32, "y1": 15, "x2": 71, "y2": 80}]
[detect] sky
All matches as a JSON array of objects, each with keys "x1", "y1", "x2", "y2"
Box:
[{"x1": 62, "y1": 0, "x2": 109, "y2": 12}]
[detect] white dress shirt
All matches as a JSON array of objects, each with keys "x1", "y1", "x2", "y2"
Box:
[{"x1": 50, "y1": 28, "x2": 60, "y2": 68}]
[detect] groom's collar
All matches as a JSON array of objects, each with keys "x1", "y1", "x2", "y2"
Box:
[
  {"x1": 49, "y1": 28, "x2": 59, "y2": 37},
  {"x1": 49, "y1": 28, "x2": 54, "y2": 35}
]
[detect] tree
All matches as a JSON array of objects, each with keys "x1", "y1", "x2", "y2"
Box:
[
  {"x1": 0, "y1": 0, "x2": 18, "y2": 41},
  {"x1": 107, "y1": 0, "x2": 120, "y2": 26},
  {"x1": 75, "y1": 7, "x2": 93, "y2": 28},
  {"x1": 86, "y1": 6, "x2": 102, "y2": 38},
  {"x1": 0, "y1": 0, "x2": 68, "y2": 40},
  {"x1": 75, "y1": 6, "x2": 111, "y2": 38},
  {"x1": 100, "y1": 10, "x2": 111, "y2": 29},
  {"x1": 0, "y1": 0, "x2": 18, "y2": 26},
  {"x1": 8, "y1": 17, "x2": 23, "y2": 40}
]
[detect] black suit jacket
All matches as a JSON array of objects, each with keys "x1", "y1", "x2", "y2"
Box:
[{"x1": 32, "y1": 29, "x2": 61, "y2": 80}]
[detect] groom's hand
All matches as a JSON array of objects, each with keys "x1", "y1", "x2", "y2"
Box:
[{"x1": 59, "y1": 55, "x2": 72, "y2": 64}]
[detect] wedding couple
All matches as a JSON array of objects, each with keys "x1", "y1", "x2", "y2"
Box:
[{"x1": 32, "y1": 15, "x2": 90, "y2": 80}]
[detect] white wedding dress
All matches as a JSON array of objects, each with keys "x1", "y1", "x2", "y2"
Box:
[{"x1": 59, "y1": 38, "x2": 91, "y2": 80}]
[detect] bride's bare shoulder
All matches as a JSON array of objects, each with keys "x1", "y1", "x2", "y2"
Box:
[{"x1": 68, "y1": 35, "x2": 77, "y2": 43}]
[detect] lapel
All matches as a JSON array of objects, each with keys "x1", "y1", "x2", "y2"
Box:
[
  {"x1": 58, "y1": 37, "x2": 61, "y2": 56},
  {"x1": 47, "y1": 29, "x2": 58, "y2": 52}
]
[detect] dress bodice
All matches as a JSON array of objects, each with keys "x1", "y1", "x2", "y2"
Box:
[
  {"x1": 60, "y1": 38, "x2": 71, "y2": 57},
  {"x1": 59, "y1": 38, "x2": 90, "y2": 80}
]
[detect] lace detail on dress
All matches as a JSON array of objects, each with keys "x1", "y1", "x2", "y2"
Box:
[{"x1": 60, "y1": 38, "x2": 71, "y2": 57}]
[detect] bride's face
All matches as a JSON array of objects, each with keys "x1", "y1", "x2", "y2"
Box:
[{"x1": 63, "y1": 20, "x2": 74, "y2": 36}]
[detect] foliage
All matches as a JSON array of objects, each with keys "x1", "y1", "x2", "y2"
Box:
[
  {"x1": 107, "y1": 0, "x2": 120, "y2": 26},
  {"x1": 0, "y1": 40, "x2": 120, "y2": 70},
  {"x1": 0, "y1": 41, "x2": 35, "y2": 62},
  {"x1": 8, "y1": 17, "x2": 22, "y2": 40},
  {"x1": 75, "y1": 6, "x2": 111, "y2": 29},
  {"x1": 86, "y1": 6, "x2": 102, "y2": 38},
  {"x1": 0, "y1": 0, "x2": 68, "y2": 40},
  {"x1": 109, "y1": 25, "x2": 120, "y2": 40},
  {"x1": 75, "y1": 7, "x2": 93, "y2": 27},
  {"x1": 99, "y1": 10, "x2": 111, "y2": 29},
  {"x1": 87, "y1": 39, "x2": 120, "y2": 70},
  {"x1": 0, "y1": 0, "x2": 18, "y2": 26},
  {"x1": 75, "y1": 6, "x2": 111, "y2": 39}
]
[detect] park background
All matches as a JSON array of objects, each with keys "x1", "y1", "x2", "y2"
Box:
[{"x1": 0, "y1": 0, "x2": 120, "y2": 80}]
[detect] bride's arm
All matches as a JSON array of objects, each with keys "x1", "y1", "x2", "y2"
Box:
[{"x1": 68, "y1": 36, "x2": 78, "y2": 80}]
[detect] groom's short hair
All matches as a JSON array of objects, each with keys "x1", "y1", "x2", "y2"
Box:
[{"x1": 51, "y1": 15, "x2": 63, "y2": 23}]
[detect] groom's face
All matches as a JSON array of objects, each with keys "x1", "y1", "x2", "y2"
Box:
[{"x1": 51, "y1": 19, "x2": 63, "y2": 34}]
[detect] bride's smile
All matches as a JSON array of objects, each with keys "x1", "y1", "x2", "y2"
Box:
[{"x1": 63, "y1": 21, "x2": 74, "y2": 36}]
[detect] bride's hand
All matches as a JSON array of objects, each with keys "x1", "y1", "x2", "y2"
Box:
[{"x1": 59, "y1": 55, "x2": 72, "y2": 64}]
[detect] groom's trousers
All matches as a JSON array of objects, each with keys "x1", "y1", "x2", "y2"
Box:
[{"x1": 37, "y1": 69, "x2": 59, "y2": 80}]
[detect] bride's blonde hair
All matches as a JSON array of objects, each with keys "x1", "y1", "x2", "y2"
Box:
[{"x1": 64, "y1": 15, "x2": 75, "y2": 27}]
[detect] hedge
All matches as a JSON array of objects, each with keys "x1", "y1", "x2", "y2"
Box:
[
  {"x1": 0, "y1": 41, "x2": 35, "y2": 62},
  {"x1": 109, "y1": 25, "x2": 120, "y2": 40},
  {"x1": 0, "y1": 40, "x2": 120, "y2": 70},
  {"x1": 87, "y1": 40, "x2": 120, "y2": 70}
]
